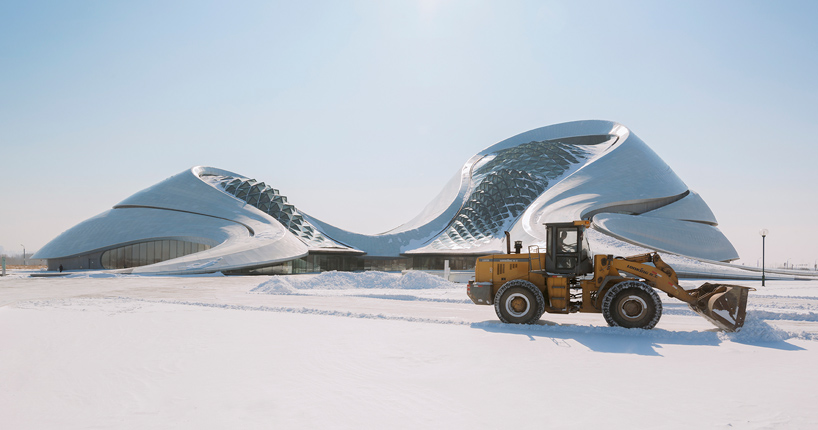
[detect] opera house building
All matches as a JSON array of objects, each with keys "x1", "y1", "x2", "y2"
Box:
[{"x1": 34, "y1": 120, "x2": 738, "y2": 274}]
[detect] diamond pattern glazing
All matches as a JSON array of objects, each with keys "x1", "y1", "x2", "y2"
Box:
[
  {"x1": 202, "y1": 175, "x2": 331, "y2": 247},
  {"x1": 429, "y1": 136, "x2": 611, "y2": 249}
]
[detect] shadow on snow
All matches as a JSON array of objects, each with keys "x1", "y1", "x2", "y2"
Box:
[{"x1": 471, "y1": 317, "x2": 805, "y2": 356}]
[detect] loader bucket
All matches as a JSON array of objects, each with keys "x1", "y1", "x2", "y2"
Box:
[{"x1": 686, "y1": 283, "x2": 755, "y2": 332}]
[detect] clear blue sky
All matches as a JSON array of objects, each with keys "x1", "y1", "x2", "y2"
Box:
[{"x1": 1, "y1": 0, "x2": 816, "y2": 268}]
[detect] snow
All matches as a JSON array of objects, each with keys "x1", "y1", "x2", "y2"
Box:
[
  {"x1": 714, "y1": 308, "x2": 737, "y2": 324},
  {"x1": 185, "y1": 257, "x2": 224, "y2": 270},
  {"x1": 2, "y1": 271, "x2": 818, "y2": 428},
  {"x1": 253, "y1": 270, "x2": 459, "y2": 292}
]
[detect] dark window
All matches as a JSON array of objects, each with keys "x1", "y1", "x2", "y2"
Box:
[{"x1": 100, "y1": 240, "x2": 212, "y2": 270}]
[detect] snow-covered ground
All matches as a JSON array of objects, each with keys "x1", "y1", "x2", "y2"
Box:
[{"x1": 2, "y1": 270, "x2": 818, "y2": 429}]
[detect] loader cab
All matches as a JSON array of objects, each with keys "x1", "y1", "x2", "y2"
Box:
[{"x1": 544, "y1": 221, "x2": 593, "y2": 276}]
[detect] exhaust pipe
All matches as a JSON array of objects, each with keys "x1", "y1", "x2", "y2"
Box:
[{"x1": 505, "y1": 231, "x2": 511, "y2": 254}]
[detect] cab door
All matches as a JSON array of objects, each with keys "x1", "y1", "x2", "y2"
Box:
[{"x1": 554, "y1": 227, "x2": 579, "y2": 271}]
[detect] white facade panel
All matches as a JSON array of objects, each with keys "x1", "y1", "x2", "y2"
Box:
[
  {"x1": 35, "y1": 120, "x2": 741, "y2": 273},
  {"x1": 641, "y1": 191, "x2": 718, "y2": 225},
  {"x1": 593, "y1": 214, "x2": 739, "y2": 261}
]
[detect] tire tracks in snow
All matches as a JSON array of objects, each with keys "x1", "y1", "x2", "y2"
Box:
[
  {"x1": 26, "y1": 296, "x2": 816, "y2": 343},
  {"x1": 136, "y1": 298, "x2": 818, "y2": 343},
  {"x1": 145, "y1": 298, "x2": 473, "y2": 326}
]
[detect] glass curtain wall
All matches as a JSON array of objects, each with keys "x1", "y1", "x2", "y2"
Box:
[
  {"x1": 225, "y1": 254, "x2": 477, "y2": 275},
  {"x1": 101, "y1": 240, "x2": 211, "y2": 269},
  {"x1": 411, "y1": 256, "x2": 476, "y2": 271}
]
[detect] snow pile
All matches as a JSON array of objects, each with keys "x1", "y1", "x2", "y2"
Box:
[
  {"x1": 251, "y1": 270, "x2": 458, "y2": 294},
  {"x1": 64, "y1": 272, "x2": 125, "y2": 279},
  {"x1": 721, "y1": 316, "x2": 791, "y2": 342},
  {"x1": 253, "y1": 280, "x2": 299, "y2": 295}
]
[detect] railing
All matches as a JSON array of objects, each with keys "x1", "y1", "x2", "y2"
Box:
[{"x1": 528, "y1": 245, "x2": 543, "y2": 272}]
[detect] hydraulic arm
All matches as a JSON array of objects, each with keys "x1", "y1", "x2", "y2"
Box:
[{"x1": 604, "y1": 253, "x2": 753, "y2": 331}]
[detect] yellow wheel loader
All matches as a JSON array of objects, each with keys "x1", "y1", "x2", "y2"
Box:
[{"x1": 466, "y1": 221, "x2": 753, "y2": 331}]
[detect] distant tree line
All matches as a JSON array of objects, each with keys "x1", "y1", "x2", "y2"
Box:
[{"x1": 0, "y1": 252, "x2": 46, "y2": 266}]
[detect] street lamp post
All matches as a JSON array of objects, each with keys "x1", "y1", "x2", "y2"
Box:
[
  {"x1": 20, "y1": 244, "x2": 25, "y2": 267},
  {"x1": 759, "y1": 229, "x2": 768, "y2": 287}
]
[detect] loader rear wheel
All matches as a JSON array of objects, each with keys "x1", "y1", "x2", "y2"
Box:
[
  {"x1": 494, "y1": 280, "x2": 545, "y2": 324},
  {"x1": 602, "y1": 281, "x2": 662, "y2": 329}
]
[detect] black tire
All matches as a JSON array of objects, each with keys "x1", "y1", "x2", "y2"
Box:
[
  {"x1": 601, "y1": 280, "x2": 662, "y2": 329},
  {"x1": 494, "y1": 280, "x2": 546, "y2": 324}
]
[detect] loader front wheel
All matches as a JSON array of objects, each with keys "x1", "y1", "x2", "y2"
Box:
[
  {"x1": 494, "y1": 280, "x2": 545, "y2": 324},
  {"x1": 602, "y1": 281, "x2": 662, "y2": 329}
]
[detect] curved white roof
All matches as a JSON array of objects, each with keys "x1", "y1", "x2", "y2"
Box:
[
  {"x1": 34, "y1": 120, "x2": 739, "y2": 273},
  {"x1": 35, "y1": 167, "x2": 310, "y2": 274}
]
